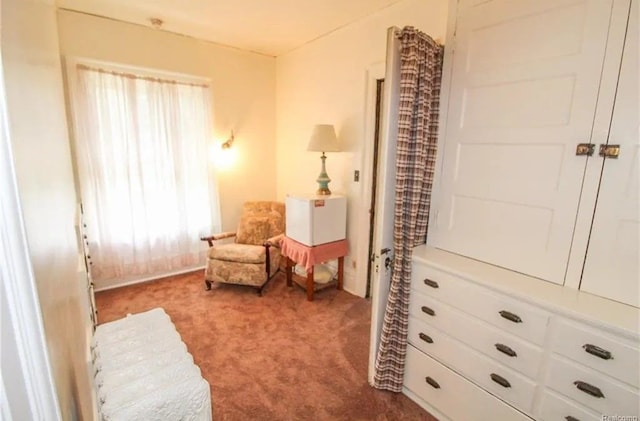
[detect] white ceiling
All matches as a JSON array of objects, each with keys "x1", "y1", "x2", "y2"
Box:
[{"x1": 56, "y1": 0, "x2": 406, "y2": 56}]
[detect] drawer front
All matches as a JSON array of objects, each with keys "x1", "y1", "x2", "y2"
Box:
[
  {"x1": 407, "y1": 315, "x2": 536, "y2": 413},
  {"x1": 403, "y1": 345, "x2": 532, "y2": 421},
  {"x1": 552, "y1": 319, "x2": 640, "y2": 388},
  {"x1": 411, "y1": 262, "x2": 550, "y2": 345},
  {"x1": 408, "y1": 315, "x2": 453, "y2": 356},
  {"x1": 409, "y1": 292, "x2": 544, "y2": 379},
  {"x1": 539, "y1": 389, "x2": 600, "y2": 421},
  {"x1": 546, "y1": 355, "x2": 640, "y2": 415}
]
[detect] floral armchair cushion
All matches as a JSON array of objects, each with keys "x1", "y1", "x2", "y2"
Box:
[
  {"x1": 236, "y1": 216, "x2": 271, "y2": 246},
  {"x1": 234, "y1": 202, "x2": 285, "y2": 245}
]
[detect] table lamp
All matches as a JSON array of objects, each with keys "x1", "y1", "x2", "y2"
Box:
[{"x1": 307, "y1": 124, "x2": 341, "y2": 195}]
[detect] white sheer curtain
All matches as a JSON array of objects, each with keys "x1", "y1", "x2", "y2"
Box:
[{"x1": 72, "y1": 63, "x2": 220, "y2": 283}]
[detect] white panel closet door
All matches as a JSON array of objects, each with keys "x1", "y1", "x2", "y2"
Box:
[
  {"x1": 581, "y1": 0, "x2": 638, "y2": 307},
  {"x1": 431, "y1": 0, "x2": 615, "y2": 283}
]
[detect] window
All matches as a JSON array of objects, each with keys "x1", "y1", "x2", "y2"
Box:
[{"x1": 69, "y1": 60, "x2": 220, "y2": 283}]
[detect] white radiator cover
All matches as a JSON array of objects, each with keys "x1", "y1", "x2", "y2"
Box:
[{"x1": 92, "y1": 308, "x2": 212, "y2": 421}]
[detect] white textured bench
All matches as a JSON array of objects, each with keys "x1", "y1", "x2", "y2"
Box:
[{"x1": 92, "y1": 308, "x2": 212, "y2": 421}]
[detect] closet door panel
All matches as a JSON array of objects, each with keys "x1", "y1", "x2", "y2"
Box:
[
  {"x1": 430, "y1": 0, "x2": 616, "y2": 283},
  {"x1": 581, "y1": 0, "x2": 638, "y2": 307}
]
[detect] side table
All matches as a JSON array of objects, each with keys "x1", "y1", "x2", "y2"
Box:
[{"x1": 280, "y1": 237, "x2": 348, "y2": 301}]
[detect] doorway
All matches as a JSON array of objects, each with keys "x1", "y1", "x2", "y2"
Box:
[{"x1": 365, "y1": 78, "x2": 384, "y2": 298}]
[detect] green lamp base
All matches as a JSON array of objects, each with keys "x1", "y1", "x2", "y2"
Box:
[{"x1": 316, "y1": 153, "x2": 332, "y2": 195}]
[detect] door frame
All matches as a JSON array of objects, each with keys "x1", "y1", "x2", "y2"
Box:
[
  {"x1": 356, "y1": 61, "x2": 385, "y2": 299},
  {"x1": 0, "y1": 59, "x2": 62, "y2": 420},
  {"x1": 364, "y1": 77, "x2": 385, "y2": 298},
  {"x1": 363, "y1": 26, "x2": 403, "y2": 384}
]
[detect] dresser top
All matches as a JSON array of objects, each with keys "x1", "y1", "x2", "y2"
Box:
[{"x1": 413, "y1": 245, "x2": 640, "y2": 338}]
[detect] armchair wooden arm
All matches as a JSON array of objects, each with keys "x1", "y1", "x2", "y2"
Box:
[
  {"x1": 262, "y1": 233, "x2": 285, "y2": 280},
  {"x1": 263, "y1": 233, "x2": 284, "y2": 248},
  {"x1": 200, "y1": 232, "x2": 236, "y2": 247}
]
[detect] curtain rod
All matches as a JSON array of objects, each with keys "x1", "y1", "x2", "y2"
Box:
[
  {"x1": 393, "y1": 27, "x2": 443, "y2": 46},
  {"x1": 76, "y1": 63, "x2": 210, "y2": 88}
]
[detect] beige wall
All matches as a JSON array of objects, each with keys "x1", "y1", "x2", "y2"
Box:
[
  {"x1": 1, "y1": 0, "x2": 94, "y2": 419},
  {"x1": 275, "y1": 0, "x2": 448, "y2": 295},
  {"x1": 56, "y1": 10, "x2": 278, "y2": 233}
]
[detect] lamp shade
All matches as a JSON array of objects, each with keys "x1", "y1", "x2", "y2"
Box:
[{"x1": 307, "y1": 124, "x2": 340, "y2": 152}]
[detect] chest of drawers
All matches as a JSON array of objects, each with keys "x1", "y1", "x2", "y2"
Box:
[{"x1": 403, "y1": 246, "x2": 640, "y2": 421}]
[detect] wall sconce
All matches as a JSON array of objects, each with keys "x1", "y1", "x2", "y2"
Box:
[
  {"x1": 212, "y1": 130, "x2": 238, "y2": 170},
  {"x1": 221, "y1": 130, "x2": 234, "y2": 150},
  {"x1": 149, "y1": 18, "x2": 164, "y2": 29}
]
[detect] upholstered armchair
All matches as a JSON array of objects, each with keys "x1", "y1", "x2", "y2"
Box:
[{"x1": 200, "y1": 201, "x2": 285, "y2": 295}]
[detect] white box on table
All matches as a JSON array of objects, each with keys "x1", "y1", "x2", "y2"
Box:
[{"x1": 285, "y1": 194, "x2": 346, "y2": 246}]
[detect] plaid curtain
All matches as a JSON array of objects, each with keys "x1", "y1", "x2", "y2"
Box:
[{"x1": 373, "y1": 27, "x2": 444, "y2": 391}]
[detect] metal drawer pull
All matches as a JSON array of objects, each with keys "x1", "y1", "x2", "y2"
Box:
[
  {"x1": 499, "y1": 310, "x2": 522, "y2": 323},
  {"x1": 425, "y1": 376, "x2": 440, "y2": 389},
  {"x1": 583, "y1": 344, "x2": 613, "y2": 360},
  {"x1": 490, "y1": 373, "x2": 511, "y2": 388},
  {"x1": 423, "y1": 278, "x2": 439, "y2": 288},
  {"x1": 565, "y1": 416, "x2": 580, "y2": 421},
  {"x1": 495, "y1": 343, "x2": 517, "y2": 357},
  {"x1": 574, "y1": 381, "x2": 605, "y2": 398},
  {"x1": 421, "y1": 306, "x2": 436, "y2": 316},
  {"x1": 419, "y1": 332, "x2": 433, "y2": 344}
]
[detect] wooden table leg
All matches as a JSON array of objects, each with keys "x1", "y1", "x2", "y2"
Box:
[
  {"x1": 306, "y1": 266, "x2": 314, "y2": 301},
  {"x1": 337, "y1": 256, "x2": 344, "y2": 291},
  {"x1": 286, "y1": 257, "x2": 293, "y2": 287}
]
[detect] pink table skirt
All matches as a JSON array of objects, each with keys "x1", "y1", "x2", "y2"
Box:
[{"x1": 280, "y1": 238, "x2": 348, "y2": 272}]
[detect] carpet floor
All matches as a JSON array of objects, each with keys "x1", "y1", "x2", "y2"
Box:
[{"x1": 95, "y1": 270, "x2": 437, "y2": 421}]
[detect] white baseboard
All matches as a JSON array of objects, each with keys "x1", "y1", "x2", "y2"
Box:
[
  {"x1": 94, "y1": 265, "x2": 205, "y2": 292},
  {"x1": 342, "y1": 280, "x2": 360, "y2": 297},
  {"x1": 95, "y1": 264, "x2": 364, "y2": 297}
]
